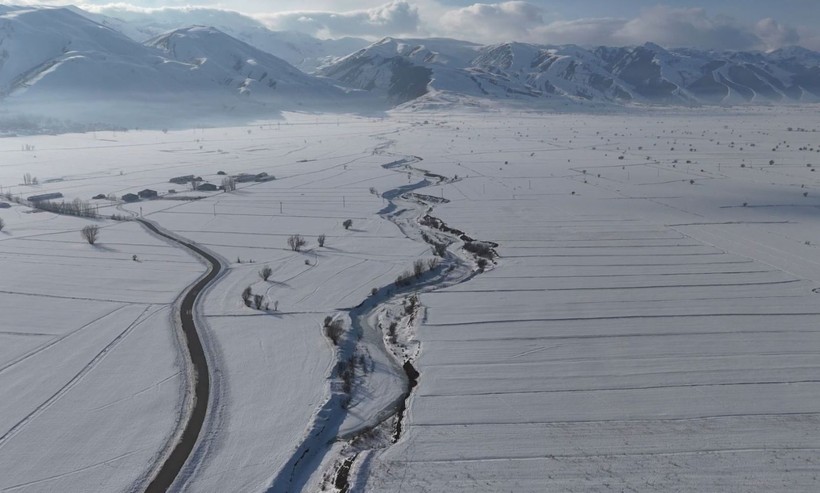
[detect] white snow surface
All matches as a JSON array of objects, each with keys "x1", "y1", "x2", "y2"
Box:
[
  {"x1": 0, "y1": 106, "x2": 820, "y2": 492},
  {"x1": 356, "y1": 107, "x2": 820, "y2": 492},
  {"x1": 0, "y1": 211, "x2": 202, "y2": 491}
]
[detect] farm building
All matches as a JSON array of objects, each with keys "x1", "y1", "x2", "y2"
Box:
[
  {"x1": 196, "y1": 183, "x2": 218, "y2": 192},
  {"x1": 234, "y1": 173, "x2": 256, "y2": 183},
  {"x1": 169, "y1": 175, "x2": 196, "y2": 185},
  {"x1": 255, "y1": 173, "x2": 275, "y2": 182},
  {"x1": 27, "y1": 192, "x2": 64, "y2": 202},
  {"x1": 138, "y1": 189, "x2": 158, "y2": 199},
  {"x1": 121, "y1": 193, "x2": 139, "y2": 203}
]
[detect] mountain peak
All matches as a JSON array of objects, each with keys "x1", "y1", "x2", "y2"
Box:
[{"x1": 642, "y1": 41, "x2": 667, "y2": 52}]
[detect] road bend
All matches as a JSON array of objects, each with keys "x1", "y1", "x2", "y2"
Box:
[{"x1": 136, "y1": 218, "x2": 221, "y2": 493}]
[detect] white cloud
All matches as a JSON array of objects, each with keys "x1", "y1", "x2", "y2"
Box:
[
  {"x1": 438, "y1": 1, "x2": 545, "y2": 42},
  {"x1": 256, "y1": 1, "x2": 422, "y2": 38},
  {"x1": 755, "y1": 18, "x2": 800, "y2": 51},
  {"x1": 15, "y1": 1, "x2": 818, "y2": 51},
  {"x1": 526, "y1": 17, "x2": 626, "y2": 47},
  {"x1": 796, "y1": 26, "x2": 820, "y2": 51},
  {"x1": 611, "y1": 7, "x2": 760, "y2": 50},
  {"x1": 433, "y1": 3, "x2": 813, "y2": 51}
]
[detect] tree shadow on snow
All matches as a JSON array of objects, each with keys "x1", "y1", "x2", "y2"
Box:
[{"x1": 91, "y1": 243, "x2": 119, "y2": 253}]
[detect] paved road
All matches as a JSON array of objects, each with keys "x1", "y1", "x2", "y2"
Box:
[{"x1": 137, "y1": 219, "x2": 221, "y2": 493}]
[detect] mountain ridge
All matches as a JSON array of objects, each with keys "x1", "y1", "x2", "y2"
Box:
[
  {"x1": 0, "y1": 6, "x2": 367, "y2": 128},
  {"x1": 320, "y1": 36, "x2": 820, "y2": 107},
  {"x1": 2, "y1": 4, "x2": 820, "y2": 131}
]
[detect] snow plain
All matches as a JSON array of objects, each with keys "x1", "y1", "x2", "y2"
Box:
[
  {"x1": 359, "y1": 107, "x2": 820, "y2": 492},
  {"x1": 0, "y1": 106, "x2": 819, "y2": 492},
  {"x1": 0, "y1": 211, "x2": 202, "y2": 491}
]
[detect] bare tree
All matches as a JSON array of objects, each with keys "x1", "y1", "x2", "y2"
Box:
[
  {"x1": 81, "y1": 225, "x2": 99, "y2": 245},
  {"x1": 33, "y1": 198, "x2": 96, "y2": 218},
  {"x1": 221, "y1": 176, "x2": 236, "y2": 191},
  {"x1": 259, "y1": 266, "x2": 272, "y2": 281},
  {"x1": 323, "y1": 316, "x2": 345, "y2": 345},
  {"x1": 0, "y1": 218, "x2": 4, "y2": 232},
  {"x1": 253, "y1": 294, "x2": 264, "y2": 310},
  {"x1": 413, "y1": 259, "x2": 425, "y2": 278},
  {"x1": 242, "y1": 286, "x2": 253, "y2": 307},
  {"x1": 395, "y1": 270, "x2": 414, "y2": 287},
  {"x1": 318, "y1": 234, "x2": 326, "y2": 247},
  {"x1": 287, "y1": 234, "x2": 306, "y2": 251},
  {"x1": 343, "y1": 219, "x2": 353, "y2": 230}
]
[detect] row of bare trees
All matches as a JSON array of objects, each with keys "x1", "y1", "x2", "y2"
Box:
[{"x1": 34, "y1": 198, "x2": 97, "y2": 218}]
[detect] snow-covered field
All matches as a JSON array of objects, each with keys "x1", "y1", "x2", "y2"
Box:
[
  {"x1": 1, "y1": 106, "x2": 820, "y2": 492},
  {"x1": 0, "y1": 211, "x2": 202, "y2": 491},
  {"x1": 359, "y1": 107, "x2": 820, "y2": 492}
]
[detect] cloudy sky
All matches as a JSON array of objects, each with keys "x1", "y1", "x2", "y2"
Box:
[{"x1": 26, "y1": 1, "x2": 820, "y2": 50}]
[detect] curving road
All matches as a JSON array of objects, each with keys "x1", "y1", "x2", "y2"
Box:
[{"x1": 136, "y1": 219, "x2": 221, "y2": 493}]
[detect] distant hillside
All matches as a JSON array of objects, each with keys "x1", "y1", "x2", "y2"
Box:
[
  {"x1": 0, "y1": 7, "x2": 363, "y2": 128},
  {"x1": 68, "y1": 6, "x2": 368, "y2": 73},
  {"x1": 2, "y1": 5, "x2": 820, "y2": 131},
  {"x1": 320, "y1": 37, "x2": 820, "y2": 107}
]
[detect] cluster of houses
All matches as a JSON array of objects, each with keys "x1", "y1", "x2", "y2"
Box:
[
  {"x1": 169, "y1": 174, "x2": 219, "y2": 191},
  {"x1": 121, "y1": 189, "x2": 159, "y2": 203},
  {"x1": 79, "y1": 170, "x2": 277, "y2": 205},
  {"x1": 234, "y1": 172, "x2": 275, "y2": 183},
  {"x1": 7, "y1": 169, "x2": 278, "y2": 211}
]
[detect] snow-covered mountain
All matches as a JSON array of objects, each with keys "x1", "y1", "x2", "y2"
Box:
[
  {"x1": 3, "y1": 4, "x2": 820, "y2": 131},
  {"x1": 69, "y1": 6, "x2": 368, "y2": 72},
  {"x1": 0, "y1": 5, "x2": 167, "y2": 98},
  {"x1": 145, "y1": 26, "x2": 342, "y2": 101},
  {"x1": 0, "y1": 6, "x2": 359, "y2": 127},
  {"x1": 320, "y1": 37, "x2": 820, "y2": 106}
]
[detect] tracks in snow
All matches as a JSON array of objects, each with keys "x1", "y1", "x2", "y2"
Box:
[{"x1": 0, "y1": 306, "x2": 159, "y2": 451}]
